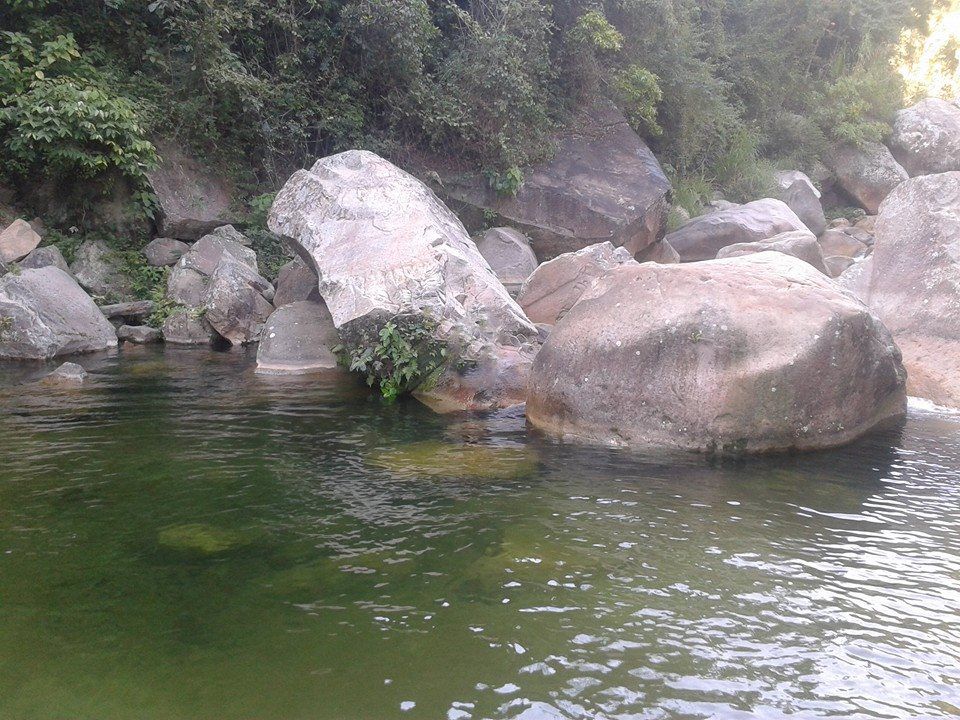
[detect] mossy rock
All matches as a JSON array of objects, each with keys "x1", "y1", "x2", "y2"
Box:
[
  {"x1": 367, "y1": 440, "x2": 538, "y2": 480},
  {"x1": 157, "y1": 523, "x2": 250, "y2": 556}
]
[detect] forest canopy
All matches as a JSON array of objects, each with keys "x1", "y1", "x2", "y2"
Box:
[{"x1": 1, "y1": 0, "x2": 958, "y2": 212}]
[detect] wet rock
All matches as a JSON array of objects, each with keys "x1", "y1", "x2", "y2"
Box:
[
  {"x1": 269, "y1": 149, "x2": 539, "y2": 411},
  {"x1": 774, "y1": 170, "x2": 827, "y2": 236},
  {"x1": 161, "y1": 309, "x2": 218, "y2": 345},
  {"x1": 256, "y1": 300, "x2": 341, "y2": 375},
  {"x1": 70, "y1": 238, "x2": 132, "y2": 300},
  {"x1": 0, "y1": 218, "x2": 42, "y2": 263},
  {"x1": 716, "y1": 229, "x2": 828, "y2": 274},
  {"x1": 828, "y1": 142, "x2": 908, "y2": 214},
  {"x1": 889, "y1": 98, "x2": 960, "y2": 176},
  {"x1": 0, "y1": 267, "x2": 118, "y2": 359},
  {"x1": 157, "y1": 523, "x2": 248, "y2": 556},
  {"x1": 367, "y1": 440, "x2": 538, "y2": 479},
  {"x1": 143, "y1": 238, "x2": 190, "y2": 267},
  {"x1": 273, "y1": 257, "x2": 320, "y2": 308},
  {"x1": 665, "y1": 199, "x2": 808, "y2": 262},
  {"x1": 43, "y1": 361, "x2": 87, "y2": 383},
  {"x1": 118, "y1": 325, "x2": 162, "y2": 344},
  {"x1": 526, "y1": 253, "x2": 907, "y2": 453},
  {"x1": 201, "y1": 255, "x2": 274, "y2": 345},
  {"x1": 475, "y1": 227, "x2": 538, "y2": 289},
  {"x1": 19, "y1": 245, "x2": 71, "y2": 275},
  {"x1": 516, "y1": 242, "x2": 636, "y2": 325}
]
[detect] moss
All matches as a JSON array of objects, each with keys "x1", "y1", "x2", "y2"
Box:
[{"x1": 157, "y1": 523, "x2": 249, "y2": 556}]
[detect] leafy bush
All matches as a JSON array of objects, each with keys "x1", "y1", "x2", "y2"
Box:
[{"x1": 613, "y1": 65, "x2": 663, "y2": 137}]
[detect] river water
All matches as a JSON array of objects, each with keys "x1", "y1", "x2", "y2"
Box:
[{"x1": 1, "y1": 346, "x2": 958, "y2": 719}]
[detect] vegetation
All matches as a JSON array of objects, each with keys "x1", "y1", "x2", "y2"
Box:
[{"x1": 0, "y1": 0, "x2": 953, "y2": 223}]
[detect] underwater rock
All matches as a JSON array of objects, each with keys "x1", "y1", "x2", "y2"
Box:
[{"x1": 367, "y1": 440, "x2": 538, "y2": 480}]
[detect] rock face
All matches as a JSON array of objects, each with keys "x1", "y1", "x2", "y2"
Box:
[
  {"x1": 147, "y1": 141, "x2": 237, "y2": 240},
  {"x1": 0, "y1": 267, "x2": 118, "y2": 359},
  {"x1": 889, "y1": 98, "x2": 960, "y2": 176},
  {"x1": 716, "y1": 229, "x2": 827, "y2": 274},
  {"x1": 144, "y1": 238, "x2": 191, "y2": 267},
  {"x1": 19, "y1": 245, "x2": 71, "y2": 275},
  {"x1": 273, "y1": 257, "x2": 320, "y2": 307},
  {"x1": 665, "y1": 199, "x2": 808, "y2": 262},
  {"x1": 256, "y1": 301, "x2": 341, "y2": 374},
  {"x1": 861, "y1": 172, "x2": 960, "y2": 407},
  {"x1": 70, "y1": 238, "x2": 131, "y2": 300},
  {"x1": 269, "y1": 149, "x2": 539, "y2": 410},
  {"x1": 527, "y1": 253, "x2": 906, "y2": 453},
  {"x1": 201, "y1": 255, "x2": 275, "y2": 345},
  {"x1": 774, "y1": 170, "x2": 827, "y2": 236},
  {"x1": 475, "y1": 227, "x2": 538, "y2": 289},
  {"x1": 423, "y1": 103, "x2": 671, "y2": 260},
  {"x1": 829, "y1": 142, "x2": 908, "y2": 214},
  {"x1": 517, "y1": 242, "x2": 636, "y2": 325},
  {"x1": 0, "y1": 219, "x2": 42, "y2": 263}
]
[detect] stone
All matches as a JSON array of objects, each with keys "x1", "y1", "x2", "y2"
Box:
[
  {"x1": 707, "y1": 199, "x2": 740, "y2": 212},
  {"x1": 367, "y1": 440, "x2": 538, "y2": 480},
  {"x1": 161, "y1": 309, "x2": 219, "y2": 345},
  {"x1": 201, "y1": 255, "x2": 274, "y2": 345},
  {"x1": 118, "y1": 325, "x2": 162, "y2": 344},
  {"x1": 889, "y1": 98, "x2": 960, "y2": 176},
  {"x1": 0, "y1": 219, "x2": 42, "y2": 263},
  {"x1": 829, "y1": 217, "x2": 852, "y2": 229},
  {"x1": 99, "y1": 300, "x2": 155, "y2": 321},
  {"x1": 636, "y1": 239, "x2": 680, "y2": 264},
  {"x1": 828, "y1": 142, "x2": 908, "y2": 214},
  {"x1": 474, "y1": 227, "x2": 538, "y2": 288},
  {"x1": 166, "y1": 265, "x2": 208, "y2": 308},
  {"x1": 855, "y1": 215, "x2": 877, "y2": 234},
  {"x1": 526, "y1": 252, "x2": 906, "y2": 453},
  {"x1": 861, "y1": 172, "x2": 960, "y2": 407},
  {"x1": 207, "y1": 224, "x2": 252, "y2": 248},
  {"x1": 19, "y1": 245, "x2": 71, "y2": 275},
  {"x1": 824, "y1": 255, "x2": 856, "y2": 278},
  {"x1": 420, "y1": 102, "x2": 671, "y2": 260},
  {"x1": 516, "y1": 242, "x2": 636, "y2": 325},
  {"x1": 43, "y1": 362, "x2": 87, "y2": 384},
  {"x1": 147, "y1": 140, "x2": 237, "y2": 240},
  {"x1": 716, "y1": 229, "x2": 828, "y2": 274},
  {"x1": 179, "y1": 232, "x2": 258, "y2": 276},
  {"x1": 70, "y1": 238, "x2": 132, "y2": 300},
  {"x1": 143, "y1": 238, "x2": 190, "y2": 267},
  {"x1": 665, "y1": 199, "x2": 808, "y2": 262},
  {"x1": 774, "y1": 170, "x2": 827, "y2": 236},
  {"x1": 269, "y1": 149, "x2": 539, "y2": 411},
  {"x1": 273, "y1": 257, "x2": 320, "y2": 308},
  {"x1": 818, "y1": 228, "x2": 869, "y2": 258},
  {"x1": 0, "y1": 267, "x2": 118, "y2": 359},
  {"x1": 836, "y1": 255, "x2": 874, "y2": 303},
  {"x1": 256, "y1": 300, "x2": 341, "y2": 374}
]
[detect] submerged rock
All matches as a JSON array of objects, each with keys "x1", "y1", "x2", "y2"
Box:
[
  {"x1": 157, "y1": 523, "x2": 248, "y2": 556},
  {"x1": 269, "y1": 149, "x2": 539, "y2": 411},
  {"x1": 43, "y1": 361, "x2": 88, "y2": 384},
  {"x1": 256, "y1": 300, "x2": 341, "y2": 374},
  {"x1": 0, "y1": 219, "x2": 42, "y2": 264},
  {"x1": 526, "y1": 253, "x2": 906, "y2": 454},
  {"x1": 367, "y1": 440, "x2": 538, "y2": 479},
  {"x1": 889, "y1": 98, "x2": 960, "y2": 176},
  {"x1": 0, "y1": 267, "x2": 118, "y2": 360}
]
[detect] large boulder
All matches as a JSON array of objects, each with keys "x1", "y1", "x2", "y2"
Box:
[
  {"x1": 860, "y1": 172, "x2": 960, "y2": 407},
  {"x1": 147, "y1": 141, "x2": 238, "y2": 240},
  {"x1": 268, "y1": 149, "x2": 539, "y2": 410},
  {"x1": 0, "y1": 267, "x2": 118, "y2": 359},
  {"x1": 179, "y1": 232, "x2": 258, "y2": 276},
  {"x1": 526, "y1": 253, "x2": 906, "y2": 453},
  {"x1": 516, "y1": 242, "x2": 636, "y2": 325},
  {"x1": 818, "y1": 228, "x2": 869, "y2": 259},
  {"x1": 716, "y1": 229, "x2": 828, "y2": 274},
  {"x1": 774, "y1": 170, "x2": 827, "y2": 236},
  {"x1": 474, "y1": 227, "x2": 538, "y2": 289},
  {"x1": 665, "y1": 199, "x2": 808, "y2": 262},
  {"x1": 161, "y1": 310, "x2": 218, "y2": 345},
  {"x1": 201, "y1": 255, "x2": 275, "y2": 345},
  {"x1": 273, "y1": 257, "x2": 320, "y2": 308},
  {"x1": 165, "y1": 265, "x2": 208, "y2": 307},
  {"x1": 70, "y1": 238, "x2": 132, "y2": 300},
  {"x1": 419, "y1": 103, "x2": 671, "y2": 261},
  {"x1": 19, "y1": 245, "x2": 71, "y2": 275},
  {"x1": 256, "y1": 300, "x2": 341, "y2": 375},
  {"x1": 889, "y1": 98, "x2": 960, "y2": 176},
  {"x1": 0, "y1": 219, "x2": 41, "y2": 263},
  {"x1": 144, "y1": 238, "x2": 190, "y2": 267},
  {"x1": 828, "y1": 142, "x2": 908, "y2": 214}
]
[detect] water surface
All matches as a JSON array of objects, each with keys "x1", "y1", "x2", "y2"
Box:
[{"x1": 1, "y1": 347, "x2": 959, "y2": 719}]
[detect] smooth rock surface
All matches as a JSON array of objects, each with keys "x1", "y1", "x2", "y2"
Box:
[
  {"x1": 166, "y1": 265, "x2": 208, "y2": 308},
  {"x1": 890, "y1": 98, "x2": 960, "y2": 176},
  {"x1": 775, "y1": 170, "x2": 827, "y2": 236},
  {"x1": 202, "y1": 256, "x2": 274, "y2": 345},
  {"x1": 161, "y1": 310, "x2": 218, "y2": 345},
  {"x1": 256, "y1": 301, "x2": 341, "y2": 375},
  {"x1": 180, "y1": 233, "x2": 258, "y2": 277},
  {"x1": 475, "y1": 227, "x2": 539, "y2": 288},
  {"x1": 70, "y1": 239, "x2": 131, "y2": 300},
  {"x1": 819, "y1": 228, "x2": 869, "y2": 259},
  {"x1": 824, "y1": 255, "x2": 856, "y2": 278},
  {"x1": 636, "y1": 239, "x2": 680, "y2": 264},
  {"x1": 0, "y1": 267, "x2": 118, "y2": 359},
  {"x1": 0, "y1": 219, "x2": 42, "y2": 263},
  {"x1": 19, "y1": 245, "x2": 71, "y2": 275},
  {"x1": 527, "y1": 253, "x2": 906, "y2": 453},
  {"x1": 144, "y1": 238, "x2": 191, "y2": 267},
  {"x1": 273, "y1": 258, "x2": 320, "y2": 308},
  {"x1": 716, "y1": 230, "x2": 827, "y2": 274},
  {"x1": 517, "y1": 242, "x2": 636, "y2": 325},
  {"x1": 665, "y1": 199, "x2": 808, "y2": 262},
  {"x1": 118, "y1": 325, "x2": 163, "y2": 344},
  {"x1": 829, "y1": 142, "x2": 908, "y2": 214},
  {"x1": 43, "y1": 362, "x2": 87, "y2": 384}
]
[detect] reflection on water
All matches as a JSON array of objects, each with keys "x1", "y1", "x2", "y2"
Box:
[{"x1": 1, "y1": 347, "x2": 959, "y2": 719}]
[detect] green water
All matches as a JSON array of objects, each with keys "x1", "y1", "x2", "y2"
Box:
[{"x1": 1, "y1": 346, "x2": 959, "y2": 719}]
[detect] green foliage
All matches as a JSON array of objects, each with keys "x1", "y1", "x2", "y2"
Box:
[
  {"x1": 664, "y1": 166, "x2": 712, "y2": 217},
  {"x1": 485, "y1": 166, "x2": 524, "y2": 197},
  {"x1": 0, "y1": 315, "x2": 12, "y2": 340},
  {"x1": 338, "y1": 315, "x2": 447, "y2": 402},
  {"x1": 146, "y1": 269, "x2": 177, "y2": 329},
  {"x1": 569, "y1": 10, "x2": 624, "y2": 52},
  {"x1": 244, "y1": 192, "x2": 288, "y2": 281},
  {"x1": 613, "y1": 65, "x2": 663, "y2": 137},
  {"x1": 41, "y1": 229, "x2": 82, "y2": 265},
  {"x1": 815, "y1": 54, "x2": 905, "y2": 147}
]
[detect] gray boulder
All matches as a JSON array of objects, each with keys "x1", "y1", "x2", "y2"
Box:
[
  {"x1": 890, "y1": 98, "x2": 960, "y2": 176},
  {"x1": 526, "y1": 253, "x2": 906, "y2": 453},
  {"x1": 179, "y1": 232, "x2": 258, "y2": 276},
  {"x1": 716, "y1": 229, "x2": 828, "y2": 274},
  {"x1": 774, "y1": 170, "x2": 827, "y2": 236},
  {"x1": 665, "y1": 199, "x2": 808, "y2": 262},
  {"x1": 161, "y1": 310, "x2": 218, "y2": 345},
  {"x1": 70, "y1": 238, "x2": 131, "y2": 300},
  {"x1": 118, "y1": 325, "x2": 163, "y2": 344},
  {"x1": 828, "y1": 142, "x2": 908, "y2": 214},
  {"x1": 269, "y1": 149, "x2": 539, "y2": 410},
  {"x1": 256, "y1": 300, "x2": 342, "y2": 375},
  {"x1": 166, "y1": 265, "x2": 209, "y2": 308},
  {"x1": 0, "y1": 267, "x2": 118, "y2": 359},
  {"x1": 819, "y1": 228, "x2": 869, "y2": 259},
  {"x1": 273, "y1": 257, "x2": 320, "y2": 308},
  {"x1": 201, "y1": 255, "x2": 274, "y2": 345},
  {"x1": 475, "y1": 227, "x2": 538, "y2": 289},
  {"x1": 19, "y1": 245, "x2": 72, "y2": 275},
  {"x1": 144, "y1": 238, "x2": 190, "y2": 267},
  {"x1": 99, "y1": 300, "x2": 154, "y2": 322},
  {"x1": 517, "y1": 242, "x2": 636, "y2": 325},
  {"x1": 43, "y1": 362, "x2": 88, "y2": 384},
  {"x1": 0, "y1": 219, "x2": 42, "y2": 263}
]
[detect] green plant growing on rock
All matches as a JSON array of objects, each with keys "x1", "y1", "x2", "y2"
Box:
[
  {"x1": 338, "y1": 315, "x2": 448, "y2": 402},
  {"x1": 146, "y1": 268, "x2": 177, "y2": 329},
  {"x1": 614, "y1": 65, "x2": 663, "y2": 138},
  {"x1": 0, "y1": 316, "x2": 12, "y2": 341}
]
